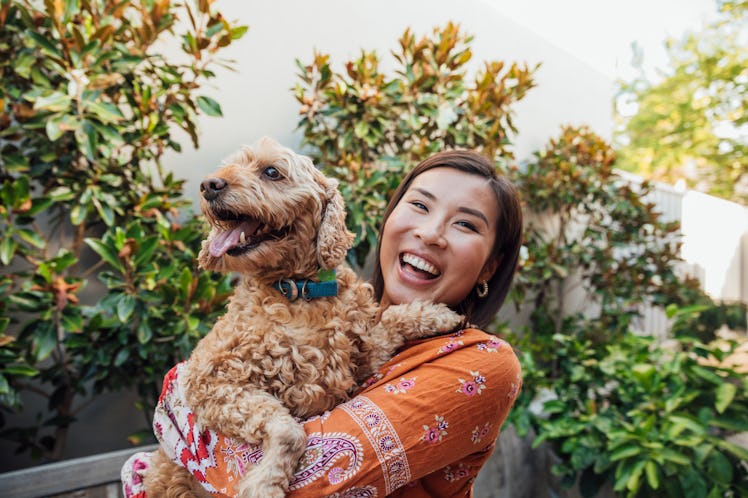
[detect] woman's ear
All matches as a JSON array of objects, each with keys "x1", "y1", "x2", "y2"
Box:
[
  {"x1": 479, "y1": 255, "x2": 501, "y2": 283},
  {"x1": 316, "y1": 178, "x2": 355, "y2": 269}
]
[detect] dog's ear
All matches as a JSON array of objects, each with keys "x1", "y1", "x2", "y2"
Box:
[{"x1": 317, "y1": 179, "x2": 355, "y2": 269}]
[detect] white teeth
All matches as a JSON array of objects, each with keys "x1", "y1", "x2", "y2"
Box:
[
  {"x1": 402, "y1": 253, "x2": 439, "y2": 276},
  {"x1": 239, "y1": 231, "x2": 246, "y2": 244}
]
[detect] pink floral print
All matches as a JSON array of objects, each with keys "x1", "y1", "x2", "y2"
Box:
[
  {"x1": 437, "y1": 338, "x2": 464, "y2": 354},
  {"x1": 457, "y1": 370, "x2": 486, "y2": 396},
  {"x1": 443, "y1": 463, "x2": 471, "y2": 482},
  {"x1": 471, "y1": 422, "x2": 492, "y2": 444},
  {"x1": 476, "y1": 336, "x2": 506, "y2": 352},
  {"x1": 384, "y1": 377, "x2": 416, "y2": 394},
  {"x1": 421, "y1": 415, "x2": 449, "y2": 444}
]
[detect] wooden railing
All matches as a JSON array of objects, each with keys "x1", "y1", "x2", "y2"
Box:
[{"x1": 0, "y1": 445, "x2": 157, "y2": 498}]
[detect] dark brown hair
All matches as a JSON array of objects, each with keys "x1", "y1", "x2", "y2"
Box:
[{"x1": 371, "y1": 150, "x2": 523, "y2": 328}]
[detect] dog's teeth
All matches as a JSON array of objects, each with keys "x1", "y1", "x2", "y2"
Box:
[{"x1": 239, "y1": 231, "x2": 246, "y2": 244}]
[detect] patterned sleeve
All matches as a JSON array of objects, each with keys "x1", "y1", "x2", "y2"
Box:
[{"x1": 122, "y1": 329, "x2": 521, "y2": 498}]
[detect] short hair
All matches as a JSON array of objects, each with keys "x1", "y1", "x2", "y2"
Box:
[{"x1": 370, "y1": 150, "x2": 523, "y2": 328}]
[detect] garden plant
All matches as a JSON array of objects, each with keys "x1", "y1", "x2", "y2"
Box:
[{"x1": 507, "y1": 126, "x2": 748, "y2": 497}]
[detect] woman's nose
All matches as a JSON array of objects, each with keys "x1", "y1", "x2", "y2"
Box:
[{"x1": 414, "y1": 221, "x2": 447, "y2": 247}]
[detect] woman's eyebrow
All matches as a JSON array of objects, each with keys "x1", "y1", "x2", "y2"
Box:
[
  {"x1": 458, "y1": 206, "x2": 489, "y2": 225},
  {"x1": 412, "y1": 187, "x2": 489, "y2": 225},
  {"x1": 412, "y1": 187, "x2": 435, "y2": 200}
]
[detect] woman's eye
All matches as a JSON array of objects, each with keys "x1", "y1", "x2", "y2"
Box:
[
  {"x1": 410, "y1": 201, "x2": 427, "y2": 211},
  {"x1": 262, "y1": 166, "x2": 282, "y2": 180},
  {"x1": 457, "y1": 220, "x2": 478, "y2": 232}
]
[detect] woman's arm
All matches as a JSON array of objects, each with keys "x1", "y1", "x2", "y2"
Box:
[{"x1": 123, "y1": 329, "x2": 521, "y2": 498}]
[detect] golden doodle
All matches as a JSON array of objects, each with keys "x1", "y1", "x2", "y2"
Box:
[{"x1": 143, "y1": 137, "x2": 462, "y2": 498}]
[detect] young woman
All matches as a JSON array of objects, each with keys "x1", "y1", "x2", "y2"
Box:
[{"x1": 123, "y1": 149, "x2": 524, "y2": 498}]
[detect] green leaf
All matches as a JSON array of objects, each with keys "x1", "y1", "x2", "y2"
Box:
[
  {"x1": 94, "y1": 200, "x2": 115, "y2": 226},
  {"x1": 27, "y1": 31, "x2": 64, "y2": 59},
  {"x1": 631, "y1": 363, "x2": 656, "y2": 386},
  {"x1": 28, "y1": 196, "x2": 55, "y2": 216},
  {"x1": 660, "y1": 448, "x2": 691, "y2": 465},
  {"x1": 714, "y1": 383, "x2": 736, "y2": 414},
  {"x1": 1, "y1": 153, "x2": 29, "y2": 172},
  {"x1": 33, "y1": 92, "x2": 72, "y2": 112},
  {"x1": 8, "y1": 292, "x2": 48, "y2": 312},
  {"x1": 60, "y1": 313, "x2": 83, "y2": 333},
  {"x1": 113, "y1": 348, "x2": 129, "y2": 367},
  {"x1": 196, "y1": 96, "x2": 222, "y2": 116},
  {"x1": 117, "y1": 294, "x2": 136, "y2": 322},
  {"x1": 644, "y1": 460, "x2": 659, "y2": 489},
  {"x1": 354, "y1": 121, "x2": 369, "y2": 138},
  {"x1": 16, "y1": 228, "x2": 46, "y2": 249},
  {"x1": 133, "y1": 237, "x2": 160, "y2": 267},
  {"x1": 2, "y1": 365, "x2": 39, "y2": 376},
  {"x1": 85, "y1": 238, "x2": 123, "y2": 271},
  {"x1": 137, "y1": 322, "x2": 153, "y2": 344},
  {"x1": 0, "y1": 236, "x2": 17, "y2": 265},
  {"x1": 46, "y1": 114, "x2": 66, "y2": 141},
  {"x1": 70, "y1": 204, "x2": 86, "y2": 225},
  {"x1": 88, "y1": 120, "x2": 124, "y2": 144},
  {"x1": 32, "y1": 322, "x2": 57, "y2": 362},
  {"x1": 668, "y1": 414, "x2": 706, "y2": 436},
  {"x1": 626, "y1": 460, "x2": 646, "y2": 492},
  {"x1": 85, "y1": 100, "x2": 125, "y2": 122},
  {"x1": 610, "y1": 443, "x2": 642, "y2": 462}
]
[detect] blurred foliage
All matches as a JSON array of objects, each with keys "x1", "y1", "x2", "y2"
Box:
[
  {"x1": 529, "y1": 330, "x2": 748, "y2": 498},
  {"x1": 512, "y1": 125, "x2": 684, "y2": 346},
  {"x1": 0, "y1": 0, "x2": 244, "y2": 460},
  {"x1": 614, "y1": 0, "x2": 748, "y2": 203},
  {"x1": 506, "y1": 125, "x2": 748, "y2": 497},
  {"x1": 294, "y1": 22, "x2": 539, "y2": 267}
]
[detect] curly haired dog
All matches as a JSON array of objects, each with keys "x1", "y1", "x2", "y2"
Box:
[{"x1": 142, "y1": 137, "x2": 462, "y2": 498}]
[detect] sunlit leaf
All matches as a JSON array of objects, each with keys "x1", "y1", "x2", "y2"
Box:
[{"x1": 196, "y1": 95, "x2": 222, "y2": 116}]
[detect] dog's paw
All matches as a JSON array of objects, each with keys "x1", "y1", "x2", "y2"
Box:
[{"x1": 383, "y1": 301, "x2": 463, "y2": 339}]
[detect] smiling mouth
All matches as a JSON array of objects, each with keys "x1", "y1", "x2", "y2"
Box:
[
  {"x1": 207, "y1": 209, "x2": 289, "y2": 257},
  {"x1": 400, "y1": 253, "x2": 440, "y2": 279}
]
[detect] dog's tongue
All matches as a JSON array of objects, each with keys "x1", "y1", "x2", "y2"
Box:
[{"x1": 209, "y1": 220, "x2": 260, "y2": 257}]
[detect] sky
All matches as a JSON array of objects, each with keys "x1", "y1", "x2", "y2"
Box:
[{"x1": 487, "y1": 0, "x2": 719, "y2": 80}]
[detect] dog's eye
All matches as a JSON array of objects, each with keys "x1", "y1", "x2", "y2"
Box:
[{"x1": 262, "y1": 166, "x2": 283, "y2": 181}]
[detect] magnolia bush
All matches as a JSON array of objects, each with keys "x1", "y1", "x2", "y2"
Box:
[{"x1": 0, "y1": 0, "x2": 244, "y2": 459}]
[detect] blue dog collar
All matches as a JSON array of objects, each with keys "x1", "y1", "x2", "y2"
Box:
[{"x1": 273, "y1": 270, "x2": 338, "y2": 301}]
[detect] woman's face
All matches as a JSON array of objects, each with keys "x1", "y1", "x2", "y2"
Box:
[{"x1": 379, "y1": 167, "x2": 499, "y2": 308}]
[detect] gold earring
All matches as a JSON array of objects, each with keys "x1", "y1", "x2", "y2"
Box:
[{"x1": 476, "y1": 280, "x2": 488, "y2": 298}]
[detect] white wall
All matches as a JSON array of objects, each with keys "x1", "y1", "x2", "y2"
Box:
[
  {"x1": 163, "y1": 0, "x2": 614, "y2": 207},
  {"x1": 681, "y1": 191, "x2": 748, "y2": 302}
]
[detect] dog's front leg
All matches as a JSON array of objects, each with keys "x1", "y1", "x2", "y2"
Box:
[
  {"x1": 232, "y1": 391, "x2": 307, "y2": 498},
  {"x1": 359, "y1": 301, "x2": 464, "y2": 378},
  {"x1": 381, "y1": 300, "x2": 463, "y2": 341}
]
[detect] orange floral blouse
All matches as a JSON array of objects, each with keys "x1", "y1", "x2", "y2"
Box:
[{"x1": 122, "y1": 328, "x2": 522, "y2": 498}]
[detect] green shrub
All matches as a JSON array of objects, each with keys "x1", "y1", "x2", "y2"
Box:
[
  {"x1": 531, "y1": 330, "x2": 748, "y2": 497},
  {"x1": 0, "y1": 0, "x2": 244, "y2": 460},
  {"x1": 507, "y1": 125, "x2": 748, "y2": 497}
]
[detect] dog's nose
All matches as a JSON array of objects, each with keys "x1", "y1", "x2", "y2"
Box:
[{"x1": 200, "y1": 178, "x2": 227, "y2": 201}]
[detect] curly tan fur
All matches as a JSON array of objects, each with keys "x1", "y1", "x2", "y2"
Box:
[{"x1": 143, "y1": 137, "x2": 462, "y2": 498}]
